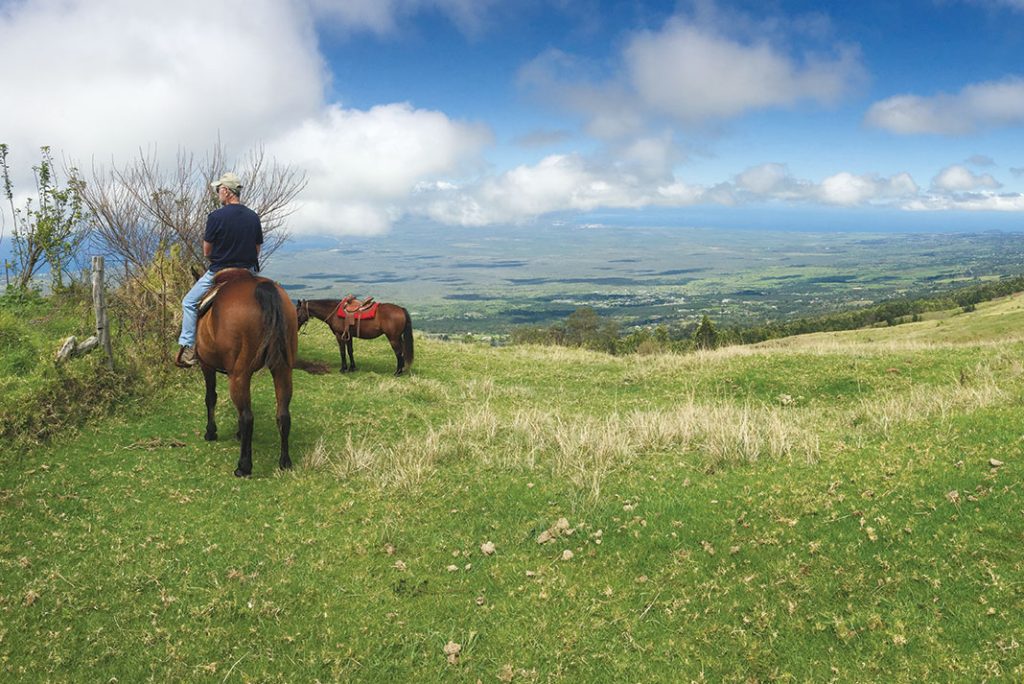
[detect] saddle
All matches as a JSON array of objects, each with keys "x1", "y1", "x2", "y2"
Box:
[
  {"x1": 197, "y1": 268, "x2": 253, "y2": 318},
  {"x1": 336, "y1": 295, "x2": 378, "y2": 340}
]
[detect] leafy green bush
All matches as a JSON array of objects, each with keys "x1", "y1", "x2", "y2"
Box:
[
  {"x1": 0, "y1": 361, "x2": 135, "y2": 452},
  {"x1": 0, "y1": 290, "x2": 151, "y2": 455},
  {"x1": 0, "y1": 321, "x2": 38, "y2": 376}
]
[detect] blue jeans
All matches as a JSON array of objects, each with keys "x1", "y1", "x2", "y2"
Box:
[{"x1": 178, "y1": 269, "x2": 217, "y2": 347}]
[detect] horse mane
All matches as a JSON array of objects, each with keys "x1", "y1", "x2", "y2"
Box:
[{"x1": 253, "y1": 280, "x2": 290, "y2": 371}]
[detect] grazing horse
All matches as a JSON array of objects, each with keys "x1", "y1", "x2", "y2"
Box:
[
  {"x1": 196, "y1": 270, "x2": 298, "y2": 477},
  {"x1": 296, "y1": 298, "x2": 414, "y2": 375}
]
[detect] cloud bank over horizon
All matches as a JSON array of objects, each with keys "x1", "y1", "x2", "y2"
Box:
[
  {"x1": 865, "y1": 78, "x2": 1024, "y2": 135},
  {"x1": 1, "y1": 0, "x2": 1023, "y2": 237}
]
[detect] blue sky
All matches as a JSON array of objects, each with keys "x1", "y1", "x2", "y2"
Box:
[{"x1": 2, "y1": 0, "x2": 1024, "y2": 237}]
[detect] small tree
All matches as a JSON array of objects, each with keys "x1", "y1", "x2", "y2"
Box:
[
  {"x1": 693, "y1": 314, "x2": 719, "y2": 350},
  {"x1": 562, "y1": 306, "x2": 619, "y2": 353},
  {"x1": 1, "y1": 144, "x2": 90, "y2": 291},
  {"x1": 563, "y1": 306, "x2": 602, "y2": 347},
  {"x1": 86, "y1": 141, "x2": 305, "y2": 273}
]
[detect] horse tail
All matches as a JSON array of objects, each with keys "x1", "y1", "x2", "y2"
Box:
[
  {"x1": 254, "y1": 280, "x2": 289, "y2": 371},
  {"x1": 401, "y1": 307, "x2": 414, "y2": 368}
]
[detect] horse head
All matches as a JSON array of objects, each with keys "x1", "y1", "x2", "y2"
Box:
[{"x1": 295, "y1": 299, "x2": 310, "y2": 328}]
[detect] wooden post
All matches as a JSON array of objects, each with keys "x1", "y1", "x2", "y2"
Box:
[{"x1": 92, "y1": 255, "x2": 114, "y2": 369}]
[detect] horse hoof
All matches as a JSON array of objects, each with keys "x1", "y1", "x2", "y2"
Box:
[
  {"x1": 234, "y1": 468, "x2": 251, "y2": 478},
  {"x1": 204, "y1": 431, "x2": 217, "y2": 441},
  {"x1": 280, "y1": 460, "x2": 293, "y2": 470}
]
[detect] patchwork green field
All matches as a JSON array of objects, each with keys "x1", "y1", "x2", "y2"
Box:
[
  {"x1": 1, "y1": 294, "x2": 1023, "y2": 681},
  {"x1": 268, "y1": 225, "x2": 1024, "y2": 334}
]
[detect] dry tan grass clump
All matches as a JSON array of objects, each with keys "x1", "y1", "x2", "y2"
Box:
[
  {"x1": 302, "y1": 397, "x2": 821, "y2": 497},
  {"x1": 300, "y1": 342, "x2": 1021, "y2": 498},
  {"x1": 848, "y1": 363, "x2": 1006, "y2": 436}
]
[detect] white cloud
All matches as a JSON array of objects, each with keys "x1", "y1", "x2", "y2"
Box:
[
  {"x1": 520, "y1": 12, "x2": 864, "y2": 140},
  {"x1": 904, "y1": 194, "x2": 1024, "y2": 211},
  {"x1": 518, "y1": 49, "x2": 649, "y2": 140},
  {"x1": 865, "y1": 77, "x2": 1024, "y2": 135},
  {"x1": 624, "y1": 19, "x2": 863, "y2": 124},
  {"x1": 729, "y1": 165, "x2": 918, "y2": 207},
  {"x1": 414, "y1": 153, "x2": 709, "y2": 226},
  {"x1": 0, "y1": 0, "x2": 492, "y2": 237},
  {"x1": 819, "y1": 173, "x2": 878, "y2": 205},
  {"x1": 734, "y1": 163, "x2": 812, "y2": 199},
  {"x1": 417, "y1": 154, "x2": 615, "y2": 225},
  {"x1": 887, "y1": 172, "x2": 922, "y2": 197},
  {"x1": 931, "y1": 165, "x2": 1001, "y2": 192},
  {"x1": 414, "y1": 155, "x2": 928, "y2": 226},
  {"x1": 815, "y1": 171, "x2": 918, "y2": 206},
  {"x1": 609, "y1": 133, "x2": 685, "y2": 180},
  {"x1": 0, "y1": 0, "x2": 324, "y2": 169},
  {"x1": 736, "y1": 163, "x2": 791, "y2": 194},
  {"x1": 267, "y1": 103, "x2": 492, "y2": 234}
]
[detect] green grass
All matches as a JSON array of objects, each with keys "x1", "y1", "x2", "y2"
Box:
[
  {"x1": 1, "y1": 302, "x2": 1023, "y2": 681},
  {"x1": 768, "y1": 291, "x2": 1024, "y2": 347},
  {"x1": 0, "y1": 293, "x2": 139, "y2": 452}
]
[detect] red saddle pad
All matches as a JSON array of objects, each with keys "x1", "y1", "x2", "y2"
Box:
[{"x1": 337, "y1": 301, "x2": 379, "y2": 319}]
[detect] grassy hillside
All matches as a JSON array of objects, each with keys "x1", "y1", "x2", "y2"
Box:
[
  {"x1": 762, "y1": 291, "x2": 1024, "y2": 348},
  {"x1": 1, "y1": 300, "x2": 1022, "y2": 681}
]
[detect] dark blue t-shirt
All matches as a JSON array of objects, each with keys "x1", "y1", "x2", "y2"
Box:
[{"x1": 204, "y1": 204, "x2": 263, "y2": 271}]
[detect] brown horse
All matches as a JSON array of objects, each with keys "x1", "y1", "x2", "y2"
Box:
[
  {"x1": 196, "y1": 270, "x2": 298, "y2": 477},
  {"x1": 296, "y1": 298, "x2": 413, "y2": 375}
]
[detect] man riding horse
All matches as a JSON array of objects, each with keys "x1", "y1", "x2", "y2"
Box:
[{"x1": 177, "y1": 171, "x2": 262, "y2": 368}]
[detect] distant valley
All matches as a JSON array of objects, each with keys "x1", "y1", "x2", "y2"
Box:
[{"x1": 264, "y1": 223, "x2": 1024, "y2": 334}]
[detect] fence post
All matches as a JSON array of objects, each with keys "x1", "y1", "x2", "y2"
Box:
[{"x1": 92, "y1": 255, "x2": 114, "y2": 369}]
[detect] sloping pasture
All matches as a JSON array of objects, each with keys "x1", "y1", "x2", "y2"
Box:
[{"x1": 1, "y1": 306, "x2": 1022, "y2": 681}]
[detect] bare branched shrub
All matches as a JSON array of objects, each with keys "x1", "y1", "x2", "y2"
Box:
[
  {"x1": 87, "y1": 142, "x2": 304, "y2": 269},
  {"x1": 80, "y1": 142, "x2": 306, "y2": 362}
]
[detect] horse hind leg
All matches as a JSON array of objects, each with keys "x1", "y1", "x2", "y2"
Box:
[
  {"x1": 389, "y1": 335, "x2": 405, "y2": 375},
  {"x1": 203, "y1": 366, "x2": 218, "y2": 441},
  {"x1": 228, "y1": 373, "x2": 254, "y2": 477},
  {"x1": 271, "y1": 365, "x2": 293, "y2": 470}
]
